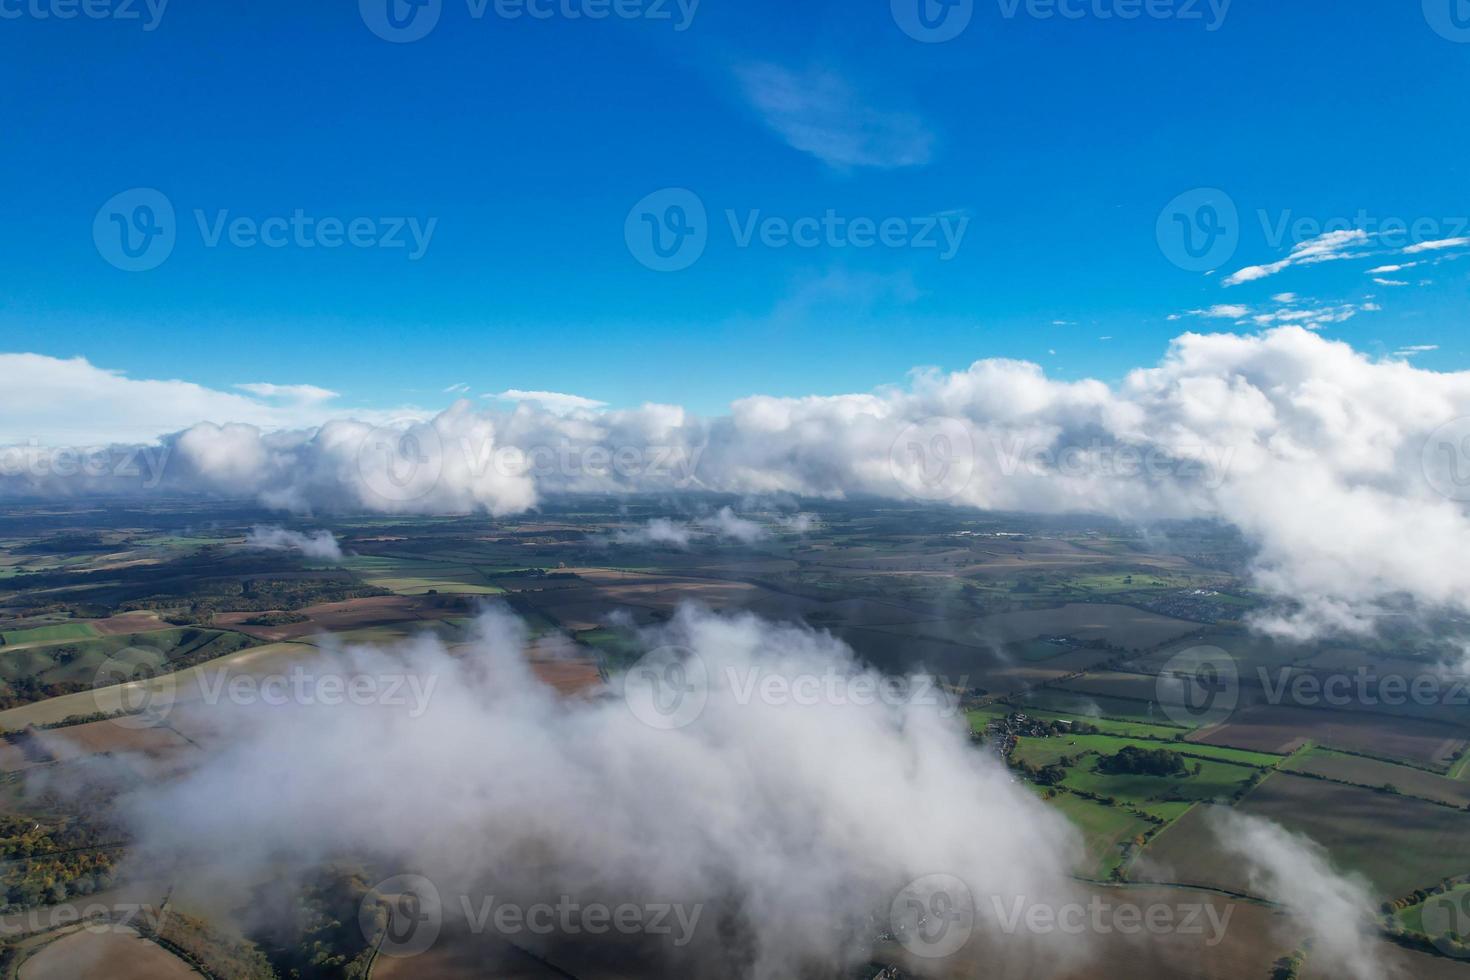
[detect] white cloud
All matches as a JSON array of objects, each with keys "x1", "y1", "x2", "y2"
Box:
[
  {"x1": 699, "y1": 506, "x2": 768, "y2": 544},
  {"x1": 1367, "y1": 263, "x2": 1416, "y2": 274},
  {"x1": 109, "y1": 607, "x2": 1089, "y2": 978},
  {"x1": 442, "y1": 382, "x2": 471, "y2": 394},
  {"x1": 1209, "y1": 811, "x2": 1386, "y2": 980},
  {"x1": 612, "y1": 508, "x2": 769, "y2": 548},
  {"x1": 491, "y1": 389, "x2": 608, "y2": 414},
  {"x1": 734, "y1": 63, "x2": 934, "y2": 170},
  {"x1": 1271, "y1": 293, "x2": 1298, "y2": 304},
  {"x1": 244, "y1": 525, "x2": 344, "y2": 562},
  {"x1": 0, "y1": 354, "x2": 378, "y2": 446},
  {"x1": 1404, "y1": 237, "x2": 1470, "y2": 254},
  {"x1": 1224, "y1": 230, "x2": 1370, "y2": 287},
  {"x1": 1185, "y1": 304, "x2": 1251, "y2": 320},
  {"x1": 612, "y1": 517, "x2": 693, "y2": 549},
  {"x1": 12, "y1": 328, "x2": 1470, "y2": 639},
  {"x1": 1372, "y1": 278, "x2": 1409, "y2": 287},
  {"x1": 234, "y1": 382, "x2": 339, "y2": 403}
]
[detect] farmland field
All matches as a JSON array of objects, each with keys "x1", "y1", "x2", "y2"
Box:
[
  {"x1": 15, "y1": 926, "x2": 199, "y2": 980},
  {"x1": 0, "y1": 621, "x2": 100, "y2": 646},
  {"x1": 1139, "y1": 774, "x2": 1470, "y2": 900},
  {"x1": 1283, "y1": 747, "x2": 1470, "y2": 807},
  {"x1": 1194, "y1": 702, "x2": 1466, "y2": 769}
]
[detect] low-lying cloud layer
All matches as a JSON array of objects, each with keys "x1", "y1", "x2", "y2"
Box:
[
  {"x1": 244, "y1": 525, "x2": 344, "y2": 561},
  {"x1": 105, "y1": 607, "x2": 1089, "y2": 978},
  {"x1": 6, "y1": 326, "x2": 1470, "y2": 638}
]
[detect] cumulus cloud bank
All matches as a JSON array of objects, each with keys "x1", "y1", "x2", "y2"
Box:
[
  {"x1": 6, "y1": 326, "x2": 1470, "y2": 637},
  {"x1": 105, "y1": 607, "x2": 1088, "y2": 978},
  {"x1": 244, "y1": 525, "x2": 344, "y2": 562}
]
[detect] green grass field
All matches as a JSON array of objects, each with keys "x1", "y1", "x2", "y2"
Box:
[
  {"x1": 1396, "y1": 884, "x2": 1470, "y2": 936},
  {"x1": 1045, "y1": 790, "x2": 1158, "y2": 878},
  {"x1": 1013, "y1": 732, "x2": 1282, "y2": 770},
  {"x1": 0, "y1": 628, "x2": 258, "y2": 690},
  {"x1": 0, "y1": 622, "x2": 100, "y2": 646},
  {"x1": 968, "y1": 704, "x2": 1194, "y2": 741},
  {"x1": 1059, "y1": 757, "x2": 1259, "y2": 805},
  {"x1": 341, "y1": 555, "x2": 508, "y2": 596}
]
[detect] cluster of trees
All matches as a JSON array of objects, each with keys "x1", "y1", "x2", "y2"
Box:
[
  {"x1": 1096, "y1": 746, "x2": 1195, "y2": 777},
  {"x1": 155, "y1": 911, "x2": 276, "y2": 980},
  {"x1": 253, "y1": 864, "x2": 378, "y2": 979},
  {"x1": 0, "y1": 815, "x2": 118, "y2": 911}
]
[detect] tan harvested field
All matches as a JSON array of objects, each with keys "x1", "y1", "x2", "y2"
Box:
[
  {"x1": 215, "y1": 595, "x2": 457, "y2": 641},
  {"x1": 17, "y1": 926, "x2": 198, "y2": 980},
  {"x1": 885, "y1": 885, "x2": 1288, "y2": 980},
  {"x1": 1193, "y1": 702, "x2": 1466, "y2": 768},
  {"x1": 0, "y1": 640, "x2": 318, "y2": 730},
  {"x1": 0, "y1": 719, "x2": 198, "y2": 775},
  {"x1": 88, "y1": 610, "x2": 174, "y2": 636},
  {"x1": 1303, "y1": 940, "x2": 1470, "y2": 979},
  {"x1": 527, "y1": 659, "x2": 604, "y2": 697}
]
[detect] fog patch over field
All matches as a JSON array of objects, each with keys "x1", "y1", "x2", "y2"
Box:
[
  {"x1": 611, "y1": 516, "x2": 693, "y2": 548},
  {"x1": 1208, "y1": 810, "x2": 1388, "y2": 980},
  {"x1": 244, "y1": 525, "x2": 343, "y2": 561},
  {"x1": 105, "y1": 606, "x2": 1093, "y2": 978}
]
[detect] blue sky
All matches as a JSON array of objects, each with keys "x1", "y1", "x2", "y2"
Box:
[{"x1": 1, "y1": 0, "x2": 1467, "y2": 415}]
